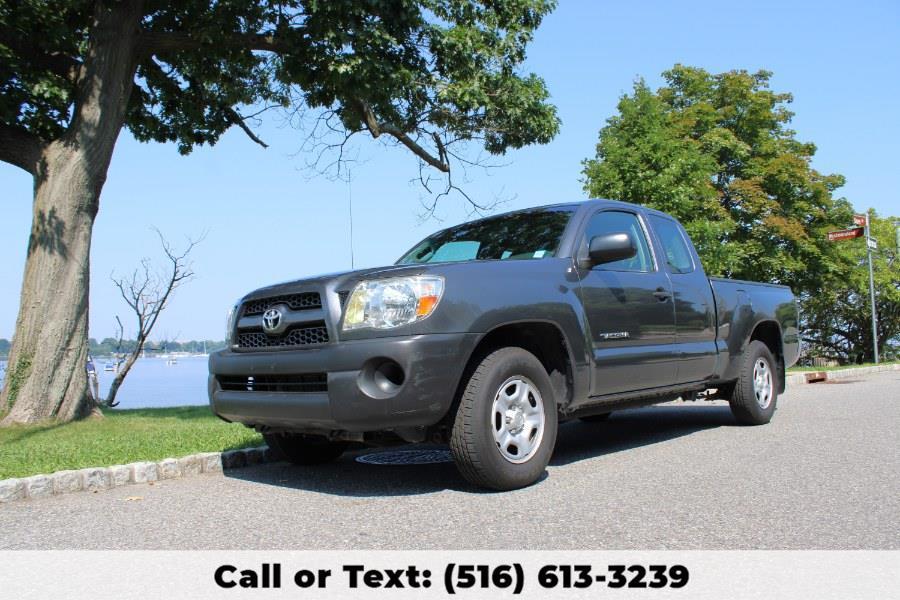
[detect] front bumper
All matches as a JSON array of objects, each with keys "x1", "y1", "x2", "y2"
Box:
[{"x1": 208, "y1": 333, "x2": 479, "y2": 432}]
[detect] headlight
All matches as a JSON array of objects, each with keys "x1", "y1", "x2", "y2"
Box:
[{"x1": 343, "y1": 276, "x2": 444, "y2": 331}]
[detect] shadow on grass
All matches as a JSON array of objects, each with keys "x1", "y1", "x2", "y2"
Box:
[
  {"x1": 0, "y1": 407, "x2": 217, "y2": 442},
  {"x1": 0, "y1": 421, "x2": 68, "y2": 444},
  {"x1": 225, "y1": 404, "x2": 736, "y2": 498},
  {"x1": 221, "y1": 439, "x2": 265, "y2": 453}
]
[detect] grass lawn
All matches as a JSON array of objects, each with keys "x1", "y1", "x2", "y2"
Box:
[
  {"x1": 787, "y1": 360, "x2": 898, "y2": 373},
  {"x1": 0, "y1": 406, "x2": 262, "y2": 479}
]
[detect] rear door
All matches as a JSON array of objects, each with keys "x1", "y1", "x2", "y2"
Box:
[
  {"x1": 576, "y1": 208, "x2": 677, "y2": 396},
  {"x1": 646, "y1": 214, "x2": 717, "y2": 384}
]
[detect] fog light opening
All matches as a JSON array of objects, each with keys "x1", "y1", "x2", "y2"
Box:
[
  {"x1": 358, "y1": 358, "x2": 406, "y2": 399},
  {"x1": 374, "y1": 360, "x2": 405, "y2": 393}
]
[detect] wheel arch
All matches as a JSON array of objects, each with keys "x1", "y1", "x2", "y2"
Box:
[
  {"x1": 452, "y1": 320, "x2": 580, "y2": 414},
  {"x1": 749, "y1": 319, "x2": 786, "y2": 393}
]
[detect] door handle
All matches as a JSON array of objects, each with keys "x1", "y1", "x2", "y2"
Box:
[{"x1": 653, "y1": 288, "x2": 671, "y2": 302}]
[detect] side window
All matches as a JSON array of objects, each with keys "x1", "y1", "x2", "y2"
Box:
[
  {"x1": 648, "y1": 215, "x2": 694, "y2": 274},
  {"x1": 583, "y1": 210, "x2": 654, "y2": 272}
]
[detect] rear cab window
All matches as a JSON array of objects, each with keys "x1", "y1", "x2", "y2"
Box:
[{"x1": 647, "y1": 214, "x2": 694, "y2": 274}]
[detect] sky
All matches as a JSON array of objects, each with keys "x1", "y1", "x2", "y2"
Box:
[{"x1": 1, "y1": 0, "x2": 898, "y2": 341}]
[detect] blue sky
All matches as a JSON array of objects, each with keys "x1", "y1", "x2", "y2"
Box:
[{"x1": 1, "y1": 0, "x2": 898, "y2": 341}]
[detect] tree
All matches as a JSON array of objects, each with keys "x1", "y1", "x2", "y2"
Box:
[
  {"x1": 582, "y1": 65, "x2": 852, "y2": 296},
  {"x1": 104, "y1": 230, "x2": 199, "y2": 408},
  {"x1": 0, "y1": 0, "x2": 560, "y2": 424},
  {"x1": 580, "y1": 65, "x2": 900, "y2": 362}
]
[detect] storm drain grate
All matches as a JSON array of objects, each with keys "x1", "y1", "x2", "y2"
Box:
[{"x1": 356, "y1": 449, "x2": 453, "y2": 466}]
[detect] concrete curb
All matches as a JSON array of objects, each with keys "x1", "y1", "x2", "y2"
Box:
[
  {"x1": 0, "y1": 445, "x2": 279, "y2": 505},
  {"x1": 785, "y1": 363, "x2": 900, "y2": 387}
]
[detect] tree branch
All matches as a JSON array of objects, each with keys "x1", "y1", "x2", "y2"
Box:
[
  {"x1": 139, "y1": 31, "x2": 292, "y2": 56},
  {"x1": 0, "y1": 123, "x2": 46, "y2": 176},
  {"x1": 143, "y1": 36, "x2": 450, "y2": 173},
  {"x1": 142, "y1": 59, "x2": 269, "y2": 149},
  {"x1": 227, "y1": 108, "x2": 269, "y2": 148},
  {"x1": 0, "y1": 27, "x2": 83, "y2": 82},
  {"x1": 356, "y1": 100, "x2": 449, "y2": 173}
]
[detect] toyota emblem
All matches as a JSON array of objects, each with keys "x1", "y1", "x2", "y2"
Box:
[{"x1": 262, "y1": 307, "x2": 283, "y2": 333}]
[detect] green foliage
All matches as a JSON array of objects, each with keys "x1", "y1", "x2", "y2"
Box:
[
  {"x1": 0, "y1": 406, "x2": 262, "y2": 479},
  {"x1": 582, "y1": 65, "x2": 899, "y2": 361},
  {"x1": 1, "y1": 0, "x2": 559, "y2": 159},
  {"x1": 582, "y1": 65, "x2": 851, "y2": 294},
  {"x1": 0, "y1": 338, "x2": 9, "y2": 357}
]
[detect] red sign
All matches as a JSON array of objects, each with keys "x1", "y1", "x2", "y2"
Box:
[
  {"x1": 853, "y1": 214, "x2": 867, "y2": 227},
  {"x1": 827, "y1": 228, "x2": 864, "y2": 242}
]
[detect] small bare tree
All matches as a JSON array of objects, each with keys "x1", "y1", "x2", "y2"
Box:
[{"x1": 103, "y1": 230, "x2": 201, "y2": 408}]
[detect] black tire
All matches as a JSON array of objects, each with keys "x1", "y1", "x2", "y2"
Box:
[
  {"x1": 579, "y1": 412, "x2": 612, "y2": 422},
  {"x1": 264, "y1": 433, "x2": 348, "y2": 465},
  {"x1": 728, "y1": 340, "x2": 779, "y2": 425},
  {"x1": 450, "y1": 347, "x2": 558, "y2": 491}
]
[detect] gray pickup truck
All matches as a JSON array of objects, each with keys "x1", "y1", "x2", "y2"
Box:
[{"x1": 209, "y1": 199, "x2": 799, "y2": 490}]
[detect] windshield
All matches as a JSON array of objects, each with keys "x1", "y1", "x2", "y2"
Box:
[{"x1": 397, "y1": 205, "x2": 577, "y2": 265}]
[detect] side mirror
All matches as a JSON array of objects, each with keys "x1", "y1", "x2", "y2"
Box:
[{"x1": 586, "y1": 232, "x2": 637, "y2": 266}]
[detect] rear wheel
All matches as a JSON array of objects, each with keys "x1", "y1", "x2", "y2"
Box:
[
  {"x1": 728, "y1": 340, "x2": 779, "y2": 425},
  {"x1": 450, "y1": 347, "x2": 558, "y2": 491},
  {"x1": 264, "y1": 433, "x2": 348, "y2": 465}
]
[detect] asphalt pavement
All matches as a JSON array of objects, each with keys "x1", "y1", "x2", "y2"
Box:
[{"x1": 2, "y1": 371, "x2": 898, "y2": 550}]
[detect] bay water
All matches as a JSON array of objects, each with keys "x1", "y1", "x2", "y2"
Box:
[{"x1": 0, "y1": 356, "x2": 210, "y2": 409}]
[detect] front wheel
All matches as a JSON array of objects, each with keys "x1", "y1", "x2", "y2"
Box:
[
  {"x1": 450, "y1": 347, "x2": 558, "y2": 491},
  {"x1": 728, "y1": 340, "x2": 779, "y2": 425},
  {"x1": 264, "y1": 433, "x2": 348, "y2": 465}
]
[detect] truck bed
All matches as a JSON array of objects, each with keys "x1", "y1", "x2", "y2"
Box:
[{"x1": 709, "y1": 277, "x2": 800, "y2": 381}]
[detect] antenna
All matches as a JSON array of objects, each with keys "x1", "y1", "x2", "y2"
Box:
[{"x1": 348, "y1": 167, "x2": 355, "y2": 269}]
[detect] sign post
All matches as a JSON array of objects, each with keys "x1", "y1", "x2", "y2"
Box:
[
  {"x1": 864, "y1": 212, "x2": 879, "y2": 364},
  {"x1": 827, "y1": 214, "x2": 879, "y2": 364}
]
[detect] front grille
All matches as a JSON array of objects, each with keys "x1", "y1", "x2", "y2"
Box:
[
  {"x1": 236, "y1": 322, "x2": 329, "y2": 349},
  {"x1": 217, "y1": 373, "x2": 327, "y2": 393},
  {"x1": 337, "y1": 291, "x2": 350, "y2": 307},
  {"x1": 242, "y1": 292, "x2": 321, "y2": 316}
]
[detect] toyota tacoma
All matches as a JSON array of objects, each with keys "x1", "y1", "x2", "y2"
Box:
[{"x1": 209, "y1": 199, "x2": 799, "y2": 490}]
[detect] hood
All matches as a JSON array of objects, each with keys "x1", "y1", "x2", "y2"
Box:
[{"x1": 241, "y1": 263, "x2": 433, "y2": 301}]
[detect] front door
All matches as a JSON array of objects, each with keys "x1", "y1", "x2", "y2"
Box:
[{"x1": 577, "y1": 209, "x2": 677, "y2": 397}]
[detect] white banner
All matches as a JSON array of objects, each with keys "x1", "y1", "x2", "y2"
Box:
[{"x1": 1, "y1": 551, "x2": 897, "y2": 599}]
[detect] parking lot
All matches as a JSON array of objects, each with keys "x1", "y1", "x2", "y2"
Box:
[{"x1": 2, "y1": 371, "x2": 898, "y2": 550}]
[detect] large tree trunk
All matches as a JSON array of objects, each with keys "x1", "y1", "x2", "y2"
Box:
[
  {"x1": 0, "y1": 147, "x2": 100, "y2": 423},
  {"x1": 0, "y1": 1, "x2": 144, "y2": 425}
]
